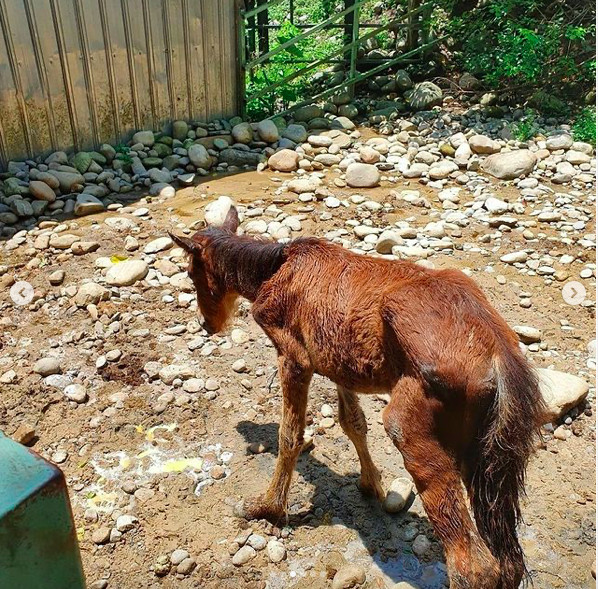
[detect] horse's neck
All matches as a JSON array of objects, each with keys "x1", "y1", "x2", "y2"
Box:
[{"x1": 212, "y1": 233, "x2": 286, "y2": 301}]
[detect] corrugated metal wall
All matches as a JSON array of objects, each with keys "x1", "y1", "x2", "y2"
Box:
[{"x1": 0, "y1": 0, "x2": 241, "y2": 167}]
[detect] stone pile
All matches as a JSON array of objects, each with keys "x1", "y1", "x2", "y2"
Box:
[{"x1": 2, "y1": 90, "x2": 595, "y2": 240}]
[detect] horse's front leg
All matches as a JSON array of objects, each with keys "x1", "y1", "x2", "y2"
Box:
[{"x1": 239, "y1": 355, "x2": 312, "y2": 523}]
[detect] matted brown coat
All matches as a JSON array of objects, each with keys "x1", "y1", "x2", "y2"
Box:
[{"x1": 170, "y1": 206, "x2": 545, "y2": 589}]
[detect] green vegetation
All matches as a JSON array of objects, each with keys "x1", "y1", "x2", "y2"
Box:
[
  {"x1": 437, "y1": 0, "x2": 595, "y2": 98},
  {"x1": 572, "y1": 107, "x2": 596, "y2": 145},
  {"x1": 246, "y1": 20, "x2": 344, "y2": 119},
  {"x1": 511, "y1": 111, "x2": 540, "y2": 142},
  {"x1": 243, "y1": 0, "x2": 595, "y2": 127}
]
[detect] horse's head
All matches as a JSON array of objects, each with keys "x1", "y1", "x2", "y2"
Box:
[{"x1": 169, "y1": 205, "x2": 240, "y2": 335}]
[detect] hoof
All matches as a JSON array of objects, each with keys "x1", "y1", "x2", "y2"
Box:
[
  {"x1": 234, "y1": 496, "x2": 286, "y2": 524},
  {"x1": 358, "y1": 478, "x2": 385, "y2": 502}
]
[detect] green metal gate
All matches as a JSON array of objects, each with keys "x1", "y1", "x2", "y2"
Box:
[{"x1": 239, "y1": 0, "x2": 442, "y2": 119}]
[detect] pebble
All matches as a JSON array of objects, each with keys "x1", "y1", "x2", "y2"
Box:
[
  {"x1": 115, "y1": 514, "x2": 138, "y2": 532},
  {"x1": 176, "y1": 557, "x2": 196, "y2": 575},
  {"x1": 232, "y1": 545, "x2": 256, "y2": 566},
  {"x1": 49, "y1": 270, "x2": 65, "y2": 285},
  {"x1": 412, "y1": 534, "x2": 432, "y2": 558},
  {"x1": 247, "y1": 533, "x2": 267, "y2": 550},
  {"x1": 34, "y1": 357, "x2": 62, "y2": 376},
  {"x1": 332, "y1": 564, "x2": 366, "y2": 589},
  {"x1": 170, "y1": 549, "x2": 189, "y2": 565},
  {"x1": 513, "y1": 325, "x2": 542, "y2": 344},
  {"x1": 383, "y1": 477, "x2": 414, "y2": 513},
  {"x1": 92, "y1": 527, "x2": 111, "y2": 545},
  {"x1": 267, "y1": 539, "x2": 286, "y2": 563},
  {"x1": 64, "y1": 383, "x2": 88, "y2": 403}
]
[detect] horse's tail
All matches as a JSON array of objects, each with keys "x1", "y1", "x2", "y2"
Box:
[{"x1": 468, "y1": 345, "x2": 545, "y2": 588}]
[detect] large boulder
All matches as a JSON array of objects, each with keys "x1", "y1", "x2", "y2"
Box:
[
  {"x1": 29, "y1": 180, "x2": 56, "y2": 202},
  {"x1": 293, "y1": 105, "x2": 324, "y2": 122},
  {"x1": 482, "y1": 150, "x2": 536, "y2": 180},
  {"x1": 231, "y1": 122, "x2": 253, "y2": 144},
  {"x1": 257, "y1": 119, "x2": 279, "y2": 143},
  {"x1": 346, "y1": 163, "x2": 380, "y2": 188},
  {"x1": 468, "y1": 134, "x2": 500, "y2": 154},
  {"x1": 132, "y1": 130, "x2": 154, "y2": 147},
  {"x1": 537, "y1": 368, "x2": 589, "y2": 421},
  {"x1": 282, "y1": 124, "x2": 308, "y2": 144},
  {"x1": 546, "y1": 133, "x2": 573, "y2": 151},
  {"x1": 74, "y1": 194, "x2": 105, "y2": 216},
  {"x1": 48, "y1": 170, "x2": 85, "y2": 193},
  {"x1": 188, "y1": 144, "x2": 212, "y2": 169},
  {"x1": 268, "y1": 149, "x2": 300, "y2": 172},
  {"x1": 406, "y1": 82, "x2": 443, "y2": 110},
  {"x1": 219, "y1": 148, "x2": 265, "y2": 167}
]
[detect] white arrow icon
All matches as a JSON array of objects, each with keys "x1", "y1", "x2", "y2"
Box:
[{"x1": 562, "y1": 281, "x2": 586, "y2": 305}]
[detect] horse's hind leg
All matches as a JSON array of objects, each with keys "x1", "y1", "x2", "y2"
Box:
[
  {"x1": 337, "y1": 387, "x2": 384, "y2": 501},
  {"x1": 383, "y1": 376, "x2": 500, "y2": 589}
]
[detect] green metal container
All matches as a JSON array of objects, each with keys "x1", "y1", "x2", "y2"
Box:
[{"x1": 0, "y1": 431, "x2": 86, "y2": 589}]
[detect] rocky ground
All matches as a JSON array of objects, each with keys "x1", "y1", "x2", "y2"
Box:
[{"x1": 0, "y1": 98, "x2": 596, "y2": 589}]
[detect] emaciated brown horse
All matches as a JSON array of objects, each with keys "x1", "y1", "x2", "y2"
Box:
[{"x1": 170, "y1": 205, "x2": 545, "y2": 589}]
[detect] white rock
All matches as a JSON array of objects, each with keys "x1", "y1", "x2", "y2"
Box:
[
  {"x1": 345, "y1": 163, "x2": 380, "y2": 188},
  {"x1": 144, "y1": 237, "x2": 173, "y2": 254},
  {"x1": 482, "y1": 150, "x2": 536, "y2": 180},
  {"x1": 429, "y1": 160, "x2": 458, "y2": 180},
  {"x1": 500, "y1": 251, "x2": 528, "y2": 264},
  {"x1": 468, "y1": 134, "x2": 500, "y2": 154},
  {"x1": 205, "y1": 196, "x2": 234, "y2": 226},
  {"x1": 115, "y1": 515, "x2": 138, "y2": 532},
  {"x1": 266, "y1": 539, "x2": 286, "y2": 563},
  {"x1": 376, "y1": 230, "x2": 403, "y2": 254},
  {"x1": 485, "y1": 197, "x2": 509, "y2": 214},
  {"x1": 513, "y1": 325, "x2": 542, "y2": 344},
  {"x1": 537, "y1": 368, "x2": 589, "y2": 421},
  {"x1": 34, "y1": 357, "x2": 61, "y2": 376},
  {"x1": 232, "y1": 545, "x2": 256, "y2": 566},
  {"x1": 64, "y1": 384, "x2": 88, "y2": 403},
  {"x1": 383, "y1": 477, "x2": 414, "y2": 513},
  {"x1": 159, "y1": 364, "x2": 195, "y2": 385},
  {"x1": 106, "y1": 260, "x2": 148, "y2": 286},
  {"x1": 247, "y1": 534, "x2": 267, "y2": 550},
  {"x1": 546, "y1": 134, "x2": 573, "y2": 150}
]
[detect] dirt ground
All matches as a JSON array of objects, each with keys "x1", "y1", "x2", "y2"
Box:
[{"x1": 0, "y1": 164, "x2": 595, "y2": 588}]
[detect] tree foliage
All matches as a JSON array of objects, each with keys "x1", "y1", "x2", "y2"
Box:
[{"x1": 437, "y1": 0, "x2": 595, "y2": 96}]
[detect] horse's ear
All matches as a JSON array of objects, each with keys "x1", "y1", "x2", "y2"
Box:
[
  {"x1": 221, "y1": 206, "x2": 239, "y2": 233},
  {"x1": 169, "y1": 232, "x2": 201, "y2": 254}
]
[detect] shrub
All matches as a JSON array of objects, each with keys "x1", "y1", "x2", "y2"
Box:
[
  {"x1": 437, "y1": 0, "x2": 596, "y2": 107},
  {"x1": 572, "y1": 107, "x2": 596, "y2": 145}
]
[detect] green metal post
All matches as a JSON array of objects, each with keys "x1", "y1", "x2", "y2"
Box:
[
  {"x1": 349, "y1": 0, "x2": 360, "y2": 98},
  {"x1": 0, "y1": 431, "x2": 86, "y2": 589},
  {"x1": 237, "y1": 0, "x2": 248, "y2": 119}
]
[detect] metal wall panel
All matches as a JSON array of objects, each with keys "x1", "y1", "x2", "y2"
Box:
[{"x1": 0, "y1": 0, "x2": 241, "y2": 168}]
